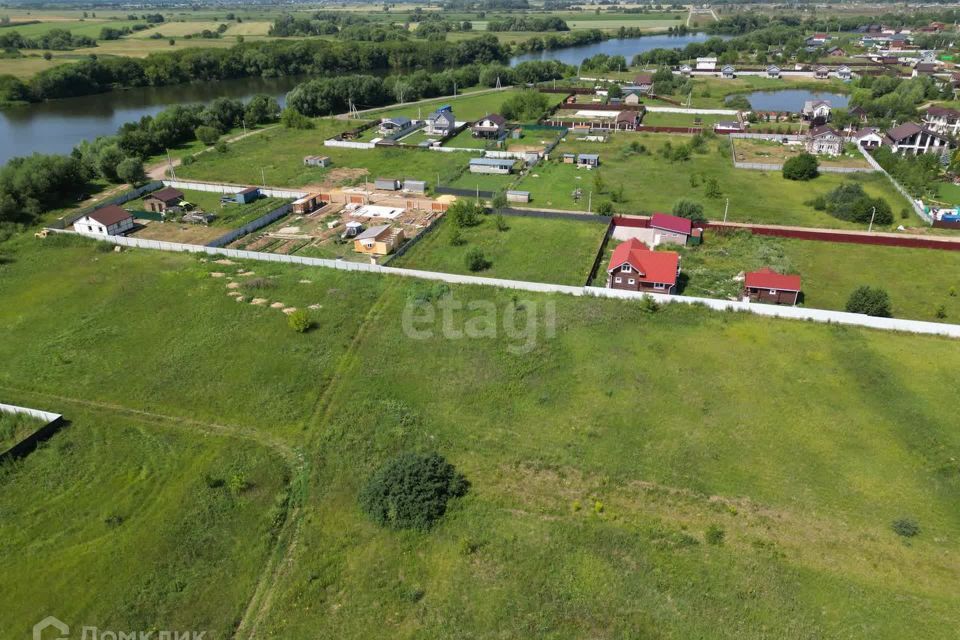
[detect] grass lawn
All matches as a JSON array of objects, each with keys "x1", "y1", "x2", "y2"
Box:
[
  {"x1": 673, "y1": 230, "x2": 960, "y2": 321},
  {"x1": 517, "y1": 133, "x2": 914, "y2": 229},
  {"x1": 443, "y1": 128, "x2": 494, "y2": 150},
  {"x1": 365, "y1": 89, "x2": 563, "y2": 123},
  {"x1": 641, "y1": 111, "x2": 731, "y2": 128},
  {"x1": 389, "y1": 214, "x2": 604, "y2": 285},
  {"x1": 0, "y1": 412, "x2": 45, "y2": 452},
  {"x1": 678, "y1": 76, "x2": 850, "y2": 109},
  {"x1": 177, "y1": 119, "x2": 478, "y2": 189},
  {"x1": 936, "y1": 182, "x2": 960, "y2": 206},
  {"x1": 446, "y1": 171, "x2": 518, "y2": 192},
  {"x1": 2, "y1": 232, "x2": 960, "y2": 637},
  {"x1": 731, "y1": 138, "x2": 872, "y2": 169}
]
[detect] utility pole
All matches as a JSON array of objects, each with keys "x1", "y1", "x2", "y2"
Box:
[
  {"x1": 242, "y1": 119, "x2": 247, "y2": 136},
  {"x1": 166, "y1": 149, "x2": 176, "y2": 180},
  {"x1": 868, "y1": 205, "x2": 877, "y2": 232},
  {"x1": 723, "y1": 198, "x2": 729, "y2": 222},
  {"x1": 260, "y1": 167, "x2": 266, "y2": 187},
  {"x1": 588, "y1": 190, "x2": 592, "y2": 213}
]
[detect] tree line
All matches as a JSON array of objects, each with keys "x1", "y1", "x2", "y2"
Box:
[
  {"x1": 0, "y1": 34, "x2": 510, "y2": 104},
  {"x1": 486, "y1": 16, "x2": 569, "y2": 32},
  {"x1": 0, "y1": 28, "x2": 96, "y2": 51}
]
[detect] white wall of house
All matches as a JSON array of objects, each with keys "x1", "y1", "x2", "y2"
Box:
[{"x1": 72, "y1": 215, "x2": 134, "y2": 236}]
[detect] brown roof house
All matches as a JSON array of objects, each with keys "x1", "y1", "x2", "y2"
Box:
[
  {"x1": 806, "y1": 125, "x2": 844, "y2": 155},
  {"x1": 142, "y1": 187, "x2": 185, "y2": 214},
  {"x1": 743, "y1": 268, "x2": 802, "y2": 305},
  {"x1": 923, "y1": 106, "x2": 960, "y2": 137},
  {"x1": 73, "y1": 205, "x2": 135, "y2": 236},
  {"x1": 471, "y1": 113, "x2": 506, "y2": 139},
  {"x1": 884, "y1": 122, "x2": 953, "y2": 156}
]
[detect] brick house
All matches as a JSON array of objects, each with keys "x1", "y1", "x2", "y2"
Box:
[
  {"x1": 142, "y1": 187, "x2": 184, "y2": 213},
  {"x1": 743, "y1": 268, "x2": 801, "y2": 305},
  {"x1": 806, "y1": 125, "x2": 844, "y2": 155},
  {"x1": 606, "y1": 238, "x2": 680, "y2": 294}
]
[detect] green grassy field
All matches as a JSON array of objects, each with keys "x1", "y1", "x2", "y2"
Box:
[
  {"x1": 390, "y1": 214, "x2": 604, "y2": 285},
  {"x1": 673, "y1": 230, "x2": 960, "y2": 321},
  {"x1": 641, "y1": 111, "x2": 730, "y2": 128},
  {"x1": 0, "y1": 411, "x2": 45, "y2": 451},
  {"x1": 517, "y1": 133, "x2": 914, "y2": 228},
  {"x1": 125, "y1": 189, "x2": 288, "y2": 228},
  {"x1": 2, "y1": 231, "x2": 960, "y2": 637},
  {"x1": 936, "y1": 182, "x2": 960, "y2": 206},
  {"x1": 177, "y1": 120, "x2": 477, "y2": 189}
]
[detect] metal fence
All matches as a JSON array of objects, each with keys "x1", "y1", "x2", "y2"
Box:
[
  {"x1": 206, "y1": 202, "x2": 293, "y2": 248},
  {"x1": 435, "y1": 186, "x2": 495, "y2": 198},
  {"x1": 857, "y1": 146, "x2": 929, "y2": 223},
  {"x1": 162, "y1": 179, "x2": 306, "y2": 200},
  {"x1": 48, "y1": 229, "x2": 960, "y2": 339}
]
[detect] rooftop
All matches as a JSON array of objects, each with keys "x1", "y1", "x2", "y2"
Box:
[
  {"x1": 745, "y1": 267, "x2": 801, "y2": 292},
  {"x1": 607, "y1": 238, "x2": 679, "y2": 285}
]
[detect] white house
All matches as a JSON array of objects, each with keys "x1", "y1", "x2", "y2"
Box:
[
  {"x1": 696, "y1": 57, "x2": 717, "y2": 71},
  {"x1": 802, "y1": 100, "x2": 832, "y2": 122},
  {"x1": 425, "y1": 107, "x2": 456, "y2": 137},
  {"x1": 767, "y1": 65, "x2": 782, "y2": 78},
  {"x1": 379, "y1": 116, "x2": 413, "y2": 137},
  {"x1": 884, "y1": 122, "x2": 953, "y2": 156},
  {"x1": 721, "y1": 64, "x2": 736, "y2": 79},
  {"x1": 851, "y1": 127, "x2": 884, "y2": 149},
  {"x1": 73, "y1": 205, "x2": 134, "y2": 236},
  {"x1": 838, "y1": 65, "x2": 852, "y2": 80},
  {"x1": 923, "y1": 106, "x2": 960, "y2": 137}
]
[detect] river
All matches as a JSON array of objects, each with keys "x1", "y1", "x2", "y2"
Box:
[
  {"x1": 0, "y1": 75, "x2": 306, "y2": 165},
  {"x1": 509, "y1": 33, "x2": 723, "y2": 67},
  {"x1": 2, "y1": 33, "x2": 721, "y2": 164}
]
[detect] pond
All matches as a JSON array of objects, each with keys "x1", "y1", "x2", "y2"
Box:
[
  {"x1": 0, "y1": 74, "x2": 307, "y2": 166},
  {"x1": 509, "y1": 33, "x2": 724, "y2": 67},
  {"x1": 732, "y1": 89, "x2": 850, "y2": 113}
]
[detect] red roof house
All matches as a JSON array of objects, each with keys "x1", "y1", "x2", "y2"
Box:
[
  {"x1": 649, "y1": 212, "x2": 693, "y2": 245},
  {"x1": 607, "y1": 238, "x2": 680, "y2": 294},
  {"x1": 73, "y1": 205, "x2": 135, "y2": 236},
  {"x1": 744, "y1": 267, "x2": 801, "y2": 305}
]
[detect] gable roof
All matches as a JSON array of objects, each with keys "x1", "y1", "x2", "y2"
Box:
[
  {"x1": 477, "y1": 113, "x2": 506, "y2": 126},
  {"x1": 355, "y1": 224, "x2": 392, "y2": 240},
  {"x1": 926, "y1": 106, "x2": 960, "y2": 119},
  {"x1": 87, "y1": 205, "x2": 132, "y2": 227},
  {"x1": 606, "y1": 238, "x2": 679, "y2": 285},
  {"x1": 853, "y1": 127, "x2": 882, "y2": 139},
  {"x1": 650, "y1": 212, "x2": 693, "y2": 235},
  {"x1": 885, "y1": 122, "x2": 925, "y2": 142},
  {"x1": 745, "y1": 267, "x2": 801, "y2": 292},
  {"x1": 809, "y1": 125, "x2": 841, "y2": 138},
  {"x1": 383, "y1": 116, "x2": 411, "y2": 126},
  {"x1": 147, "y1": 186, "x2": 184, "y2": 202},
  {"x1": 428, "y1": 109, "x2": 455, "y2": 123},
  {"x1": 634, "y1": 73, "x2": 653, "y2": 85}
]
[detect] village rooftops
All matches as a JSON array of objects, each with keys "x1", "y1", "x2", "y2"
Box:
[
  {"x1": 809, "y1": 125, "x2": 841, "y2": 138},
  {"x1": 650, "y1": 212, "x2": 692, "y2": 235},
  {"x1": 745, "y1": 267, "x2": 801, "y2": 292},
  {"x1": 885, "y1": 122, "x2": 927, "y2": 142},
  {"x1": 926, "y1": 106, "x2": 960, "y2": 119},
  {"x1": 88, "y1": 205, "x2": 133, "y2": 226},
  {"x1": 149, "y1": 187, "x2": 184, "y2": 202}
]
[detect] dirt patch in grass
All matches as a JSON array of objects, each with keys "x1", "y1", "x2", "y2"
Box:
[{"x1": 308, "y1": 167, "x2": 370, "y2": 190}]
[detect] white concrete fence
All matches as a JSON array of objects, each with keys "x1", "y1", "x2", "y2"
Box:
[
  {"x1": 163, "y1": 179, "x2": 307, "y2": 200},
  {"x1": 324, "y1": 139, "x2": 376, "y2": 150},
  {"x1": 49, "y1": 229, "x2": 960, "y2": 340},
  {"x1": 0, "y1": 402, "x2": 62, "y2": 424},
  {"x1": 644, "y1": 106, "x2": 739, "y2": 115}
]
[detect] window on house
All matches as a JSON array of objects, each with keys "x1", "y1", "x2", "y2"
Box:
[
  {"x1": 628, "y1": 278, "x2": 635, "y2": 285},
  {"x1": 654, "y1": 283, "x2": 666, "y2": 290},
  {"x1": 621, "y1": 264, "x2": 631, "y2": 273},
  {"x1": 614, "y1": 277, "x2": 622, "y2": 283},
  {"x1": 769, "y1": 289, "x2": 778, "y2": 295}
]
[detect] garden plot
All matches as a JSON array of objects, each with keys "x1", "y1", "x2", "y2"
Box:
[{"x1": 732, "y1": 138, "x2": 872, "y2": 170}]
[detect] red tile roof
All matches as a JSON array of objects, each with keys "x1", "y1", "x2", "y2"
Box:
[
  {"x1": 650, "y1": 212, "x2": 693, "y2": 235},
  {"x1": 607, "y1": 238, "x2": 679, "y2": 285},
  {"x1": 745, "y1": 267, "x2": 801, "y2": 292},
  {"x1": 88, "y1": 205, "x2": 133, "y2": 227}
]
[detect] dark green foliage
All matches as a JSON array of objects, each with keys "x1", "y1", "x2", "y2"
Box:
[
  {"x1": 782, "y1": 153, "x2": 819, "y2": 181},
  {"x1": 495, "y1": 214, "x2": 509, "y2": 231},
  {"x1": 116, "y1": 157, "x2": 146, "y2": 186},
  {"x1": 0, "y1": 153, "x2": 87, "y2": 224},
  {"x1": 279, "y1": 107, "x2": 314, "y2": 130},
  {"x1": 449, "y1": 199, "x2": 483, "y2": 228},
  {"x1": 499, "y1": 90, "x2": 552, "y2": 122},
  {"x1": 892, "y1": 518, "x2": 920, "y2": 538},
  {"x1": 596, "y1": 201, "x2": 614, "y2": 216},
  {"x1": 846, "y1": 286, "x2": 892, "y2": 317},
  {"x1": 359, "y1": 452, "x2": 469, "y2": 530},
  {"x1": 726, "y1": 94, "x2": 751, "y2": 110},
  {"x1": 287, "y1": 310, "x2": 312, "y2": 333},
  {"x1": 820, "y1": 183, "x2": 892, "y2": 225},
  {"x1": 672, "y1": 198, "x2": 706, "y2": 222},
  {"x1": 465, "y1": 247, "x2": 490, "y2": 271},
  {"x1": 195, "y1": 125, "x2": 220, "y2": 146},
  {"x1": 705, "y1": 524, "x2": 725, "y2": 545}
]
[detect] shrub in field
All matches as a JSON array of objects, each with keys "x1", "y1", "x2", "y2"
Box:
[
  {"x1": 782, "y1": 153, "x2": 819, "y2": 181},
  {"x1": 280, "y1": 107, "x2": 314, "y2": 130},
  {"x1": 821, "y1": 183, "x2": 892, "y2": 224},
  {"x1": 449, "y1": 226, "x2": 465, "y2": 246},
  {"x1": 845, "y1": 286, "x2": 892, "y2": 317},
  {"x1": 892, "y1": 518, "x2": 920, "y2": 538},
  {"x1": 495, "y1": 214, "x2": 509, "y2": 231},
  {"x1": 287, "y1": 309, "x2": 311, "y2": 333},
  {"x1": 705, "y1": 524, "x2": 725, "y2": 545},
  {"x1": 596, "y1": 201, "x2": 613, "y2": 216},
  {"x1": 465, "y1": 247, "x2": 489, "y2": 272},
  {"x1": 195, "y1": 125, "x2": 219, "y2": 146},
  {"x1": 672, "y1": 198, "x2": 706, "y2": 222},
  {"x1": 359, "y1": 452, "x2": 469, "y2": 530}
]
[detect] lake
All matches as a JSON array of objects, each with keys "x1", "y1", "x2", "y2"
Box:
[
  {"x1": 733, "y1": 89, "x2": 850, "y2": 113},
  {"x1": 0, "y1": 75, "x2": 306, "y2": 166},
  {"x1": 509, "y1": 33, "x2": 723, "y2": 67}
]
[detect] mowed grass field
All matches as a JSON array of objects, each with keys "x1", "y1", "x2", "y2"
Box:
[
  {"x1": 517, "y1": 133, "x2": 914, "y2": 228},
  {"x1": 390, "y1": 214, "x2": 604, "y2": 285},
  {"x1": 2, "y1": 233, "x2": 960, "y2": 637},
  {"x1": 673, "y1": 230, "x2": 960, "y2": 321}
]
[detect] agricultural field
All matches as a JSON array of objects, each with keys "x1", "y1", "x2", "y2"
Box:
[
  {"x1": 731, "y1": 138, "x2": 872, "y2": 170},
  {"x1": 2, "y1": 231, "x2": 960, "y2": 637},
  {"x1": 515, "y1": 133, "x2": 914, "y2": 229},
  {"x1": 671, "y1": 230, "x2": 960, "y2": 321},
  {"x1": 390, "y1": 214, "x2": 604, "y2": 285}
]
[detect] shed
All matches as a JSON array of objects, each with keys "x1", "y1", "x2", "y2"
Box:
[
  {"x1": 403, "y1": 179, "x2": 427, "y2": 194},
  {"x1": 142, "y1": 186, "x2": 184, "y2": 213},
  {"x1": 375, "y1": 178, "x2": 401, "y2": 191},
  {"x1": 561, "y1": 153, "x2": 576, "y2": 164},
  {"x1": 236, "y1": 187, "x2": 260, "y2": 204},
  {"x1": 303, "y1": 155, "x2": 331, "y2": 168},
  {"x1": 506, "y1": 190, "x2": 530, "y2": 203},
  {"x1": 649, "y1": 212, "x2": 692, "y2": 245},
  {"x1": 469, "y1": 158, "x2": 515, "y2": 174},
  {"x1": 577, "y1": 153, "x2": 600, "y2": 167},
  {"x1": 744, "y1": 267, "x2": 801, "y2": 305}
]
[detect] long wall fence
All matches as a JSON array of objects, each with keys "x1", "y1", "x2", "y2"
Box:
[
  {"x1": 0, "y1": 402, "x2": 66, "y2": 462},
  {"x1": 46, "y1": 229, "x2": 960, "y2": 339}
]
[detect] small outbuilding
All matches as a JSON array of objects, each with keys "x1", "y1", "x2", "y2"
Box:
[
  {"x1": 375, "y1": 178, "x2": 401, "y2": 191},
  {"x1": 142, "y1": 186, "x2": 184, "y2": 214},
  {"x1": 744, "y1": 267, "x2": 801, "y2": 305},
  {"x1": 303, "y1": 155, "x2": 331, "y2": 168},
  {"x1": 721, "y1": 64, "x2": 736, "y2": 79},
  {"x1": 403, "y1": 179, "x2": 427, "y2": 194},
  {"x1": 469, "y1": 158, "x2": 515, "y2": 174},
  {"x1": 73, "y1": 205, "x2": 135, "y2": 236},
  {"x1": 353, "y1": 224, "x2": 404, "y2": 256},
  {"x1": 577, "y1": 153, "x2": 600, "y2": 168},
  {"x1": 767, "y1": 65, "x2": 782, "y2": 79},
  {"x1": 649, "y1": 212, "x2": 693, "y2": 246},
  {"x1": 506, "y1": 190, "x2": 530, "y2": 203},
  {"x1": 292, "y1": 193, "x2": 322, "y2": 215},
  {"x1": 561, "y1": 153, "x2": 576, "y2": 164},
  {"x1": 235, "y1": 187, "x2": 260, "y2": 204}
]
